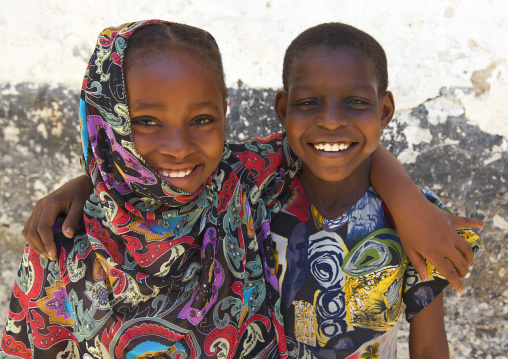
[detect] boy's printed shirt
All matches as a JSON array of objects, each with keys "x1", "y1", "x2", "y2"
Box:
[
  {"x1": 270, "y1": 176, "x2": 481, "y2": 359},
  {"x1": 0, "y1": 20, "x2": 292, "y2": 359}
]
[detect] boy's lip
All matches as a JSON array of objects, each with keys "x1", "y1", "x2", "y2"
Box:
[
  {"x1": 311, "y1": 141, "x2": 353, "y2": 152},
  {"x1": 307, "y1": 139, "x2": 357, "y2": 154}
]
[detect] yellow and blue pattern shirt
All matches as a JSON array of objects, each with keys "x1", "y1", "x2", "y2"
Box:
[{"x1": 270, "y1": 179, "x2": 480, "y2": 359}]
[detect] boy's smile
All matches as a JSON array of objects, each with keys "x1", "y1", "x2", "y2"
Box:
[
  {"x1": 276, "y1": 46, "x2": 394, "y2": 187},
  {"x1": 313, "y1": 142, "x2": 351, "y2": 152},
  {"x1": 125, "y1": 49, "x2": 226, "y2": 193}
]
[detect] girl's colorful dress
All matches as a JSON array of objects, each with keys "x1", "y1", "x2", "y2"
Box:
[{"x1": 0, "y1": 20, "x2": 292, "y2": 359}]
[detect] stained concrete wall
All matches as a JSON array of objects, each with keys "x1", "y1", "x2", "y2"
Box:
[{"x1": 1, "y1": 1, "x2": 507, "y2": 358}]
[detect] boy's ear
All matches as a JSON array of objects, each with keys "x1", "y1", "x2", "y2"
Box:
[
  {"x1": 380, "y1": 91, "x2": 395, "y2": 129},
  {"x1": 274, "y1": 91, "x2": 289, "y2": 129}
]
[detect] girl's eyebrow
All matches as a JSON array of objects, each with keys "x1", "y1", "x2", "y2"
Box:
[
  {"x1": 130, "y1": 102, "x2": 165, "y2": 111},
  {"x1": 130, "y1": 101, "x2": 221, "y2": 112}
]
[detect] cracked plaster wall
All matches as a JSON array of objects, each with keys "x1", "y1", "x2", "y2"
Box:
[{"x1": 1, "y1": 1, "x2": 507, "y2": 358}]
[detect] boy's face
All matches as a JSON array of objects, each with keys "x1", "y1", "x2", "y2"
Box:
[
  {"x1": 275, "y1": 47, "x2": 394, "y2": 184},
  {"x1": 125, "y1": 49, "x2": 226, "y2": 193}
]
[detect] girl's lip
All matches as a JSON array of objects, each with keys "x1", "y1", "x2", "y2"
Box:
[{"x1": 156, "y1": 165, "x2": 198, "y2": 179}]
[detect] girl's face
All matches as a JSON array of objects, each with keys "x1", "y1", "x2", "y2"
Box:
[
  {"x1": 275, "y1": 47, "x2": 394, "y2": 185},
  {"x1": 125, "y1": 49, "x2": 226, "y2": 193}
]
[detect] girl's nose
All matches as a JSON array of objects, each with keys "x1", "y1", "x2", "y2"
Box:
[
  {"x1": 315, "y1": 105, "x2": 349, "y2": 130},
  {"x1": 158, "y1": 128, "x2": 194, "y2": 159}
]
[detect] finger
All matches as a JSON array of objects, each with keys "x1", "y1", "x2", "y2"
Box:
[
  {"x1": 443, "y1": 244, "x2": 469, "y2": 278},
  {"x1": 455, "y1": 233, "x2": 474, "y2": 266},
  {"x1": 22, "y1": 212, "x2": 45, "y2": 257},
  {"x1": 432, "y1": 258, "x2": 464, "y2": 292},
  {"x1": 405, "y1": 249, "x2": 428, "y2": 282},
  {"x1": 23, "y1": 206, "x2": 48, "y2": 258},
  {"x1": 37, "y1": 205, "x2": 61, "y2": 261},
  {"x1": 452, "y1": 215, "x2": 484, "y2": 229},
  {"x1": 62, "y1": 200, "x2": 85, "y2": 238}
]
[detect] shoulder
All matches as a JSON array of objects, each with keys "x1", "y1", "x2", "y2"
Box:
[{"x1": 225, "y1": 132, "x2": 284, "y2": 155}]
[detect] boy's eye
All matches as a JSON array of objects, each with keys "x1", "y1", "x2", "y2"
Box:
[
  {"x1": 294, "y1": 99, "x2": 319, "y2": 108},
  {"x1": 193, "y1": 117, "x2": 214, "y2": 126},
  {"x1": 347, "y1": 98, "x2": 370, "y2": 106}
]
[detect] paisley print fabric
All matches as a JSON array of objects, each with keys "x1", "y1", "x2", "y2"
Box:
[
  {"x1": 270, "y1": 177, "x2": 481, "y2": 359},
  {"x1": 0, "y1": 20, "x2": 293, "y2": 358}
]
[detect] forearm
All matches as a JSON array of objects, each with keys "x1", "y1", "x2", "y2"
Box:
[
  {"x1": 369, "y1": 144, "x2": 427, "y2": 218},
  {"x1": 409, "y1": 292, "x2": 449, "y2": 359}
]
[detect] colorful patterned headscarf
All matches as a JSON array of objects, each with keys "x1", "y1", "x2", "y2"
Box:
[
  {"x1": 79, "y1": 20, "x2": 221, "y2": 280},
  {"x1": 1, "y1": 20, "x2": 289, "y2": 358},
  {"x1": 80, "y1": 19, "x2": 211, "y2": 219}
]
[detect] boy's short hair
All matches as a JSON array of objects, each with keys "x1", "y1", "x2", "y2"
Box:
[{"x1": 282, "y1": 22, "x2": 388, "y2": 94}]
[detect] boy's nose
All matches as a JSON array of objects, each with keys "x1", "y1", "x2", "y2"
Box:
[
  {"x1": 315, "y1": 105, "x2": 350, "y2": 130},
  {"x1": 158, "y1": 128, "x2": 193, "y2": 159}
]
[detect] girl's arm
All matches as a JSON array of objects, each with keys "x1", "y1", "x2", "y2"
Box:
[
  {"x1": 409, "y1": 292, "x2": 449, "y2": 358},
  {"x1": 370, "y1": 145, "x2": 484, "y2": 292},
  {"x1": 22, "y1": 174, "x2": 93, "y2": 261}
]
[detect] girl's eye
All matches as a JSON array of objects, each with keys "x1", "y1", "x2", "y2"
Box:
[{"x1": 132, "y1": 117, "x2": 158, "y2": 126}]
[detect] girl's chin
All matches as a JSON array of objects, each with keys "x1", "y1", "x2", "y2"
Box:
[{"x1": 159, "y1": 164, "x2": 208, "y2": 193}]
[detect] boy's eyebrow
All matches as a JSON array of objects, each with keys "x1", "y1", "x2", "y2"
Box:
[
  {"x1": 188, "y1": 101, "x2": 222, "y2": 111},
  {"x1": 291, "y1": 83, "x2": 376, "y2": 92}
]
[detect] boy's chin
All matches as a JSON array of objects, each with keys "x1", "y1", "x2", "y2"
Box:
[{"x1": 302, "y1": 159, "x2": 371, "y2": 185}]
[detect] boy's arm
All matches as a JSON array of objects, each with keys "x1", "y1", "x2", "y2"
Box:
[
  {"x1": 22, "y1": 174, "x2": 93, "y2": 261},
  {"x1": 370, "y1": 145, "x2": 484, "y2": 291},
  {"x1": 409, "y1": 292, "x2": 449, "y2": 358}
]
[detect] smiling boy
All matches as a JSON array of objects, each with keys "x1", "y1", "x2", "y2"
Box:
[{"x1": 270, "y1": 23, "x2": 480, "y2": 359}]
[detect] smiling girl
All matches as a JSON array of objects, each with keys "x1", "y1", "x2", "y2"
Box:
[{"x1": 0, "y1": 20, "x2": 288, "y2": 358}]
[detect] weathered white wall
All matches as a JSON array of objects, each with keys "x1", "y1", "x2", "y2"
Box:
[
  {"x1": 2, "y1": 0, "x2": 508, "y2": 138},
  {"x1": 1, "y1": 1, "x2": 507, "y2": 358}
]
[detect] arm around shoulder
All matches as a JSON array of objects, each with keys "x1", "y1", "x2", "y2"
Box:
[
  {"x1": 409, "y1": 292, "x2": 449, "y2": 359},
  {"x1": 369, "y1": 145, "x2": 484, "y2": 292},
  {"x1": 22, "y1": 174, "x2": 93, "y2": 261}
]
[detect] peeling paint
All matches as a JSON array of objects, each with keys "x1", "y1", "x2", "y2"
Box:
[
  {"x1": 471, "y1": 62, "x2": 497, "y2": 95},
  {"x1": 493, "y1": 214, "x2": 508, "y2": 230},
  {"x1": 425, "y1": 97, "x2": 464, "y2": 126}
]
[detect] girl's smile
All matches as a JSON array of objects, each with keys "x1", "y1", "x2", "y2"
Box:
[
  {"x1": 156, "y1": 166, "x2": 195, "y2": 179},
  {"x1": 125, "y1": 49, "x2": 226, "y2": 193}
]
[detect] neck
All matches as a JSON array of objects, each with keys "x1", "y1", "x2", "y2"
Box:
[{"x1": 300, "y1": 158, "x2": 371, "y2": 220}]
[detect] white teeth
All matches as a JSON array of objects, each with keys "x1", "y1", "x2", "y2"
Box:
[
  {"x1": 313, "y1": 142, "x2": 351, "y2": 152},
  {"x1": 159, "y1": 168, "x2": 193, "y2": 178}
]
